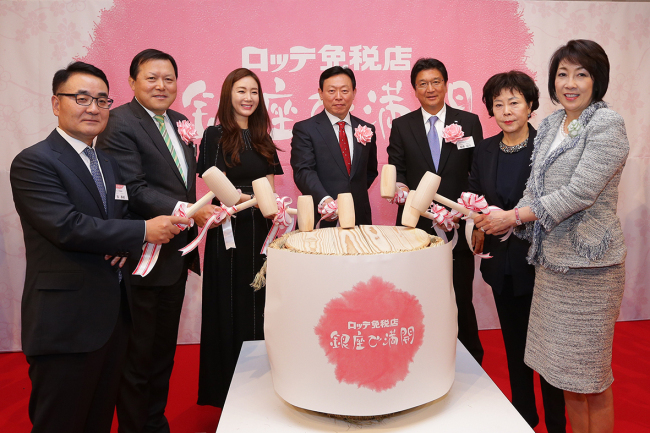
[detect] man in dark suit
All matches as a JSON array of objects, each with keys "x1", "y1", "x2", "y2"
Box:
[
  {"x1": 10, "y1": 62, "x2": 186, "y2": 433},
  {"x1": 387, "y1": 58, "x2": 484, "y2": 364},
  {"x1": 291, "y1": 66, "x2": 378, "y2": 226},
  {"x1": 96, "y1": 49, "x2": 214, "y2": 433}
]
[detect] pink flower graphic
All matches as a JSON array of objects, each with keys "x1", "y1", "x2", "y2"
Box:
[
  {"x1": 15, "y1": 27, "x2": 29, "y2": 43},
  {"x1": 442, "y1": 123, "x2": 464, "y2": 144},
  {"x1": 65, "y1": 0, "x2": 86, "y2": 12},
  {"x1": 26, "y1": 12, "x2": 47, "y2": 35},
  {"x1": 0, "y1": 66, "x2": 10, "y2": 92},
  {"x1": 353, "y1": 124, "x2": 373, "y2": 145},
  {"x1": 595, "y1": 20, "x2": 615, "y2": 45},
  {"x1": 50, "y1": 1, "x2": 66, "y2": 16},
  {"x1": 176, "y1": 120, "x2": 200, "y2": 145},
  {"x1": 57, "y1": 19, "x2": 81, "y2": 47},
  {"x1": 630, "y1": 14, "x2": 650, "y2": 45}
]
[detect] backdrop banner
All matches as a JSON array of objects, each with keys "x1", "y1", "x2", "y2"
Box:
[{"x1": 1, "y1": 0, "x2": 648, "y2": 351}]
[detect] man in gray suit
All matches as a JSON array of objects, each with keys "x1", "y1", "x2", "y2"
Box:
[
  {"x1": 11, "y1": 61, "x2": 186, "y2": 433},
  {"x1": 96, "y1": 49, "x2": 214, "y2": 433}
]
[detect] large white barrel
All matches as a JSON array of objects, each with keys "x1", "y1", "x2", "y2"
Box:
[{"x1": 264, "y1": 225, "x2": 457, "y2": 416}]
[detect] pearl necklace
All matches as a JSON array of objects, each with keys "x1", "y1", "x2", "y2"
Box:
[{"x1": 559, "y1": 113, "x2": 568, "y2": 138}]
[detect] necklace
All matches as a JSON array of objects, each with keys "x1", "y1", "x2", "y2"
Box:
[
  {"x1": 559, "y1": 113, "x2": 568, "y2": 138},
  {"x1": 499, "y1": 135, "x2": 529, "y2": 154}
]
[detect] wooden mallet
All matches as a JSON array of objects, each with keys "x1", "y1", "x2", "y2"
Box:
[
  {"x1": 380, "y1": 164, "x2": 397, "y2": 199},
  {"x1": 402, "y1": 171, "x2": 471, "y2": 228},
  {"x1": 201, "y1": 167, "x2": 278, "y2": 217},
  {"x1": 336, "y1": 192, "x2": 355, "y2": 228},
  {"x1": 285, "y1": 195, "x2": 315, "y2": 232}
]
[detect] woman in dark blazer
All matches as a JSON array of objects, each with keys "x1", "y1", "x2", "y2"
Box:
[{"x1": 469, "y1": 71, "x2": 565, "y2": 432}]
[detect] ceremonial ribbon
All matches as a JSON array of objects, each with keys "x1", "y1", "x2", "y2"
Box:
[
  {"x1": 133, "y1": 204, "x2": 193, "y2": 277},
  {"x1": 388, "y1": 189, "x2": 408, "y2": 205},
  {"x1": 450, "y1": 192, "x2": 513, "y2": 259},
  {"x1": 178, "y1": 203, "x2": 238, "y2": 256},
  {"x1": 428, "y1": 204, "x2": 459, "y2": 249},
  {"x1": 260, "y1": 196, "x2": 296, "y2": 255},
  {"x1": 316, "y1": 199, "x2": 339, "y2": 229}
]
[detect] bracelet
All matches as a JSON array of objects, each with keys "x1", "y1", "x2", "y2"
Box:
[{"x1": 514, "y1": 207, "x2": 522, "y2": 226}]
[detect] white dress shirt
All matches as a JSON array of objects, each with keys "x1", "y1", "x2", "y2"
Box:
[{"x1": 324, "y1": 109, "x2": 355, "y2": 161}]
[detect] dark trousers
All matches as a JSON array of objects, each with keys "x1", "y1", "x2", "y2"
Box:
[
  {"x1": 493, "y1": 276, "x2": 566, "y2": 433},
  {"x1": 453, "y1": 248, "x2": 484, "y2": 365},
  {"x1": 117, "y1": 272, "x2": 187, "y2": 433},
  {"x1": 27, "y1": 285, "x2": 129, "y2": 433}
]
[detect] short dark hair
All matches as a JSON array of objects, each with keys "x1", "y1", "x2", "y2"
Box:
[
  {"x1": 52, "y1": 61, "x2": 109, "y2": 95},
  {"x1": 482, "y1": 71, "x2": 540, "y2": 117},
  {"x1": 129, "y1": 49, "x2": 178, "y2": 80},
  {"x1": 548, "y1": 39, "x2": 609, "y2": 104},
  {"x1": 410, "y1": 58, "x2": 448, "y2": 89},
  {"x1": 319, "y1": 66, "x2": 356, "y2": 90}
]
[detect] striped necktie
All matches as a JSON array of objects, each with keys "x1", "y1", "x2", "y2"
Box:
[{"x1": 154, "y1": 114, "x2": 186, "y2": 185}]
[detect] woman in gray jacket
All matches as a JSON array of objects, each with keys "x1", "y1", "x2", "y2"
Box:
[{"x1": 475, "y1": 40, "x2": 629, "y2": 433}]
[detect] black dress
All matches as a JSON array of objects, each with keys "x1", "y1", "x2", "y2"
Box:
[{"x1": 196, "y1": 125, "x2": 283, "y2": 407}]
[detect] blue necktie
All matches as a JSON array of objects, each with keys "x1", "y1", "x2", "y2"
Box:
[
  {"x1": 428, "y1": 116, "x2": 441, "y2": 172},
  {"x1": 83, "y1": 147, "x2": 107, "y2": 212},
  {"x1": 83, "y1": 147, "x2": 121, "y2": 283}
]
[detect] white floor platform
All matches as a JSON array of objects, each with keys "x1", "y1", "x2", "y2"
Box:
[{"x1": 216, "y1": 340, "x2": 533, "y2": 432}]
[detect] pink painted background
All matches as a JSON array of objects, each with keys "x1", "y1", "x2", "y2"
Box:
[{"x1": 1, "y1": 0, "x2": 648, "y2": 351}]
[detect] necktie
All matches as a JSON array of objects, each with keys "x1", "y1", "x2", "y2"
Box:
[
  {"x1": 83, "y1": 147, "x2": 107, "y2": 212},
  {"x1": 337, "y1": 121, "x2": 351, "y2": 175},
  {"x1": 154, "y1": 114, "x2": 186, "y2": 185},
  {"x1": 428, "y1": 116, "x2": 441, "y2": 172},
  {"x1": 83, "y1": 147, "x2": 121, "y2": 282}
]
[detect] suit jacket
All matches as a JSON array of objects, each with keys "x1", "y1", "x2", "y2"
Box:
[
  {"x1": 290, "y1": 110, "x2": 378, "y2": 225},
  {"x1": 468, "y1": 126, "x2": 536, "y2": 295},
  {"x1": 96, "y1": 98, "x2": 199, "y2": 286},
  {"x1": 10, "y1": 130, "x2": 145, "y2": 356},
  {"x1": 516, "y1": 102, "x2": 628, "y2": 272},
  {"x1": 387, "y1": 105, "x2": 483, "y2": 249}
]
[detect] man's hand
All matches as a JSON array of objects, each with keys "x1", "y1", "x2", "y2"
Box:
[
  {"x1": 145, "y1": 215, "x2": 189, "y2": 244},
  {"x1": 192, "y1": 204, "x2": 218, "y2": 228},
  {"x1": 321, "y1": 197, "x2": 338, "y2": 221},
  {"x1": 104, "y1": 255, "x2": 127, "y2": 268}
]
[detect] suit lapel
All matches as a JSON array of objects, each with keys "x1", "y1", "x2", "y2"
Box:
[
  {"x1": 130, "y1": 99, "x2": 187, "y2": 188},
  {"x1": 168, "y1": 110, "x2": 195, "y2": 191},
  {"x1": 315, "y1": 110, "x2": 349, "y2": 177},
  {"x1": 349, "y1": 116, "x2": 363, "y2": 178},
  {"x1": 483, "y1": 134, "x2": 503, "y2": 209},
  {"x1": 439, "y1": 104, "x2": 457, "y2": 174},
  {"x1": 50, "y1": 131, "x2": 108, "y2": 219},
  {"x1": 408, "y1": 110, "x2": 436, "y2": 172}
]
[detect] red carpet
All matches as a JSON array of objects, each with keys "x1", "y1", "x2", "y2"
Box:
[{"x1": 1, "y1": 321, "x2": 648, "y2": 432}]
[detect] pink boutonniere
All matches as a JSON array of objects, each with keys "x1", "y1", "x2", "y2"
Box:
[
  {"x1": 354, "y1": 124, "x2": 373, "y2": 145},
  {"x1": 442, "y1": 123, "x2": 464, "y2": 144},
  {"x1": 176, "y1": 120, "x2": 200, "y2": 146}
]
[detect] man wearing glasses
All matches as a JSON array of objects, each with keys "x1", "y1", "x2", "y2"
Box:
[
  {"x1": 387, "y1": 57, "x2": 484, "y2": 365},
  {"x1": 10, "y1": 61, "x2": 187, "y2": 433}
]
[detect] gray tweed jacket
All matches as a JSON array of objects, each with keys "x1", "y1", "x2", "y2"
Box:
[{"x1": 516, "y1": 101, "x2": 629, "y2": 272}]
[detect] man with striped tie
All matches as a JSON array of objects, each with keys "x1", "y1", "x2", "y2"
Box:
[{"x1": 97, "y1": 49, "x2": 214, "y2": 433}]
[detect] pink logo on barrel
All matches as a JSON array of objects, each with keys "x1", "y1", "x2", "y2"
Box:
[{"x1": 314, "y1": 276, "x2": 425, "y2": 392}]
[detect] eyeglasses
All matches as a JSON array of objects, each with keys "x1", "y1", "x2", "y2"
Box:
[
  {"x1": 57, "y1": 93, "x2": 114, "y2": 109},
  {"x1": 417, "y1": 80, "x2": 445, "y2": 90}
]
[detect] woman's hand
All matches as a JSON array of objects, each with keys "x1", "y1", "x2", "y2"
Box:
[
  {"x1": 192, "y1": 204, "x2": 218, "y2": 228},
  {"x1": 471, "y1": 228, "x2": 484, "y2": 254},
  {"x1": 474, "y1": 210, "x2": 515, "y2": 235}
]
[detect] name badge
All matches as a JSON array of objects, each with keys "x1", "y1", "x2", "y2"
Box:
[
  {"x1": 456, "y1": 136, "x2": 475, "y2": 150},
  {"x1": 115, "y1": 184, "x2": 128, "y2": 200}
]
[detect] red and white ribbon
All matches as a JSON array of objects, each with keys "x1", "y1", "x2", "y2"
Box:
[
  {"x1": 428, "y1": 204, "x2": 459, "y2": 248},
  {"x1": 178, "y1": 203, "x2": 238, "y2": 256},
  {"x1": 451, "y1": 192, "x2": 513, "y2": 259},
  {"x1": 133, "y1": 204, "x2": 192, "y2": 277},
  {"x1": 316, "y1": 199, "x2": 338, "y2": 228},
  {"x1": 260, "y1": 195, "x2": 296, "y2": 255},
  {"x1": 388, "y1": 189, "x2": 408, "y2": 205}
]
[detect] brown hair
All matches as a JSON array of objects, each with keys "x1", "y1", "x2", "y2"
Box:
[{"x1": 216, "y1": 68, "x2": 278, "y2": 166}]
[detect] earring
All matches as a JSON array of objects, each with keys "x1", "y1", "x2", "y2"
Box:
[{"x1": 528, "y1": 113, "x2": 531, "y2": 119}]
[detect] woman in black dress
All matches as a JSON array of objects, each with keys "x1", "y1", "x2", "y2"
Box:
[
  {"x1": 468, "y1": 71, "x2": 565, "y2": 432},
  {"x1": 197, "y1": 68, "x2": 282, "y2": 407}
]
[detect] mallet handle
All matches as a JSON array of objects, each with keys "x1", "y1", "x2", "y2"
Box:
[
  {"x1": 433, "y1": 194, "x2": 471, "y2": 217},
  {"x1": 186, "y1": 192, "x2": 216, "y2": 217}
]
